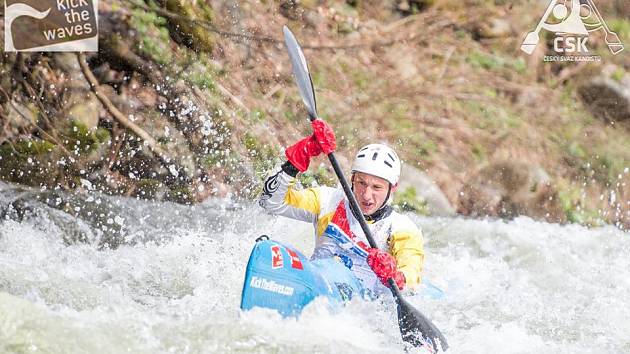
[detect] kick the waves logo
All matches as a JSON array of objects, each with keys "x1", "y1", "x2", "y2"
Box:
[
  {"x1": 250, "y1": 276, "x2": 295, "y2": 296},
  {"x1": 4, "y1": 0, "x2": 98, "y2": 51},
  {"x1": 521, "y1": 0, "x2": 624, "y2": 62}
]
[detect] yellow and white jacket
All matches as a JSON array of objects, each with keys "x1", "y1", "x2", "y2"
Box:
[{"x1": 258, "y1": 162, "x2": 425, "y2": 293}]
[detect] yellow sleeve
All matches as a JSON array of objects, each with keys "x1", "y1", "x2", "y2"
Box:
[
  {"x1": 284, "y1": 186, "x2": 321, "y2": 215},
  {"x1": 389, "y1": 229, "x2": 424, "y2": 288}
]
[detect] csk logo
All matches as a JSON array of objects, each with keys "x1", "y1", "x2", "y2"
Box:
[{"x1": 521, "y1": 0, "x2": 623, "y2": 57}]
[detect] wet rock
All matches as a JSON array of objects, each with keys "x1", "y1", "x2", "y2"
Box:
[
  {"x1": 398, "y1": 165, "x2": 455, "y2": 216},
  {"x1": 65, "y1": 92, "x2": 100, "y2": 130},
  {"x1": 578, "y1": 76, "x2": 630, "y2": 124},
  {"x1": 457, "y1": 161, "x2": 565, "y2": 223},
  {"x1": 0, "y1": 139, "x2": 63, "y2": 187},
  {"x1": 1, "y1": 187, "x2": 129, "y2": 249},
  {"x1": 5, "y1": 100, "x2": 38, "y2": 134}
]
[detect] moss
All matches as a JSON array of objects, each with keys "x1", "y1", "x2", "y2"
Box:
[
  {"x1": 0, "y1": 139, "x2": 60, "y2": 186},
  {"x1": 130, "y1": 8, "x2": 173, "y2": 65},
  {"x1": 165, "y1": 184, "x2": 193, "y2": 204},
  {"x1": 134, "y1": 179, "x2": 162, "y2": 199},
  {"x1": 164, "y1": 0, "x2": 215, "y2": 53},
  {"x1": 95, "y1": 128, "x2": 111, "y2": 143},
  {"x1": 12, "y1": 139, "x2": 56, "y2": 155},
  {"x1": 65, "y1": 120, "x2": 107, "y2": 155},
  {"x1": 393, "y1": 186, "x2": 429, "y2": 215}
]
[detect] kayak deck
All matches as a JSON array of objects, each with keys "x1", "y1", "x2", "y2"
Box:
[{"x1": 240, "y1": 238, "x2": 443, "y2": 316}]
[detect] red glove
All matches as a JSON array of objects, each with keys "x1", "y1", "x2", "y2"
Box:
[
  {"x1": 285, "y1": 119, "x2": 336, "y2": 172},
  {"x1": 311, "y1": 118, "x2": 336, "y2": 154},
  {"x1": 367, "y1": 248, "x2": 406, "y2": 290}
]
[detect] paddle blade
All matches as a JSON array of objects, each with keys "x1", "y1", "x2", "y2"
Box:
[
  {"x1": 520, "y1": 31, "x2": 539, "y2": 55},
  {"x1": 283, "y1": 26, "x2": 318, "y2": 121},
  {"x1": 397, "y1": 296, "x2": 448, "y2": 352},
  {"x1": 604, "y1": 32, "x2": 624, "y2": 54}
]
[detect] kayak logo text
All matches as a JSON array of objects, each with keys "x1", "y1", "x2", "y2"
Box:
[
  {"x1": 250, "y1": 276, "x2": 295, "y2": 297},
  {"x1": 4, "y1": 0, "x2": 98, "y2": 52},
  {"x1": 520, "y1": 0, "x2": 624, "y2": 62}
]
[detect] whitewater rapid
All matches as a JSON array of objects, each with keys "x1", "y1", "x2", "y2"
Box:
[{"x1": 0, "y1": 191, "x2": 628, "y2": 353}]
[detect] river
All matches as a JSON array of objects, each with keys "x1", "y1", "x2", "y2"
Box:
[{"x1": 1, "y1": 186, "x2": 628, "y2": 353}]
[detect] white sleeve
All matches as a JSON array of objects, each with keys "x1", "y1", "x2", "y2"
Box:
[{"x1": 258, "y1": 163, "x2": 320, "y2": 223}]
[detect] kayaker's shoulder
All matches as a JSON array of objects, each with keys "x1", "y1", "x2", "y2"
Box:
[{"x1": 388, "y1": 210, "x2": 422, "y2": 233}]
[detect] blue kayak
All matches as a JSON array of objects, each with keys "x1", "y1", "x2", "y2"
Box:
[{"x1": 240, "y1": 237, "x2": 443, "y2": 316}]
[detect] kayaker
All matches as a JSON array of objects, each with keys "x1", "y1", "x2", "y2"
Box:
[{"x1": 258, "y1": 119, "x2": 424, "y2": 295}]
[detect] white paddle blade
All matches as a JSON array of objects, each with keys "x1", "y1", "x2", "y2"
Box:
[
  {"x1": 520, "y1": 31, "x2": 540, "y2": 55},
  {"x1": 283, "y1": 26, "x2": 318, "y2": 120}
]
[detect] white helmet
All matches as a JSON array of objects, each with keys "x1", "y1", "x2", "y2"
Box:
[{"x1": 351, "y1": 144, "x2": 401, "y2": 185}]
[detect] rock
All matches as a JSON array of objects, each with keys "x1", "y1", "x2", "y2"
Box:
[
  {"x1": 398, "y1": 165, "x2": 456, "y2": 216},
  {"x1": 457, "y1": 161, "x2": 565, "y2": 223},
  {"x1": 53, "y1": 53, "x2": 85, "y2": 84},
  {"x1": 384, "y1": 44, "x2": 419, "y2": 80},
  {"x1": 578, "y1": 76, "x2": 630, "y2": 124},
  {"x1": 65, "y1": 91, "x2": 100, "y2": 130},
  {"x1": 474, "y1": 18, "x2": 513, "y2": 39},
  {"x1": 5, "y1": 100, "x2": 38, "y2": 133},
  {"x1": 0, "y1": 139, "x2": 62, "y2": 187},
  {"x1": 0, "y1": 186, "x2": 126, "y2": 248}
]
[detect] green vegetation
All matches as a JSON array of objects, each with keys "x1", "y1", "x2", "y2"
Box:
[
  {"x1": 471, "y1": 142, "x2": 486, "y2": 162},
  {"x1": 164, "y1": 0, "x2": 215, "y2": 53},
  {"x1": 244, "y1": 133, "x2": 280, "y2": 178},
  {"x1": 299, "y1": 165, "x2": 336, "y2": 188},
  {"x1": 179, "y1": 53, "x2": 217, "y2": 90},
  {"x1": 557, "y1": 181, "x2": 604, "y2": 226},
  {"x1": 393, "y1": 186, "x2": 429, "y2": 215},
  {"x1": 165, "y1": 184, "x2": 193, "y2": 204},
  {"x1": 65, "y1": 120, "x2": 110, "y2": 155},
  {"x1": 466, "y1": 51, "x2": 526, "y2": 74},
  {"x1": 461, "y1": 100, "x2": 521, "y2": 132},
  {"x1": 134, "y1": 179, "x2": 163, "y2": 199},
  {"x1": 130, "y1": 9, "x2": 173, "y2": 65},
  {"x1": 0, "y1": 139, "x2": 59, "y2": 185},
  {"x1": 607, "y1": 18, "x2": 630, "y2": 43}
]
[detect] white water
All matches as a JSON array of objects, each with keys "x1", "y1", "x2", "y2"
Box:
[{"x1": 1, "y1": 194, "x2": 629, "y2": 353}]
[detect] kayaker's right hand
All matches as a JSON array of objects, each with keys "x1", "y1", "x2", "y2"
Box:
[
  {"x1": 285, "y1": 118, "x2": 336, "y2": 172},
  {"x1": 367, "y1": 248, "x2": 406, "y2": 290}
]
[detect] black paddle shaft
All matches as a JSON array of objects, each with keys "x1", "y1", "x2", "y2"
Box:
[
  {"x1": 283, "y1": 25, "x2": 448, "y2": 352},
  {"x1": 323, "y1": 127, "x2": 448, "y2": 352}
]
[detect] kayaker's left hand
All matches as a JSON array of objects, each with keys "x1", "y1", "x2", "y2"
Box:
[{"x1": 367, "y1": 248, "x2": 405, "y2": 290}]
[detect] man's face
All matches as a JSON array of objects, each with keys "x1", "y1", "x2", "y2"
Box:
[{"x1": 352, "y1": 172, "x2": 397, "y2": 215}]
